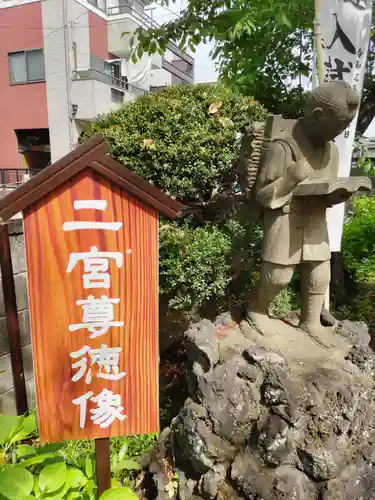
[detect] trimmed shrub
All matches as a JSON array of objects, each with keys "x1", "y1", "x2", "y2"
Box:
[{"x1": 83, "y1": 84, "x2": 268, "y2": 312}]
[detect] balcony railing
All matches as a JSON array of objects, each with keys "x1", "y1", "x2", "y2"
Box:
[
  {"x1": 87, "y1": 0, "x2": 195, "y2": 80},
  {"x1": 108, "y1": 4, "x2": 158, "y2": 27},
  {"x1": 88, "y1": 0, "x2": 156, "y2": 24},
  {"x1": 162, "y1": 59, "x2": 194, "y2": 84},
  {"x1": 0, "y1": 169, "x2": 41, "y2": 189},
  {"x1": 72, "y1": 69, "x2": 146, "y2": 96}
]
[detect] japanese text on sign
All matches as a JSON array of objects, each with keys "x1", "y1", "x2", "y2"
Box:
[
  {"x1": 63, "y1": 200, "x2": 130, "y2": 429},
  {"x1": 321, "y1": 1, "x2": 371, "y2": 141},
  {"x1": 318, "y1": 0, "x2": 372, "y2": 252}
]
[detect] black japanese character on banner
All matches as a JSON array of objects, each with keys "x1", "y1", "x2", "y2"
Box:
[
  {"x1": 343, "y1": 0, "x2": 367, "y2": 10},
  {"x1": 358, "y1": 48, "x2": 364, "y2": 58},
  {"x1": 324, "y1": 57, "x2": 353, "y2": 81},
  {"x1": 353, "y1": 72, "x2": 360, "y2": 83},
  {"x1": 344, "y1": 130, "x2": 350, "y2": 138},
  {"x1": 325, "y1": 13, "x2": 356, "y2": 55},
  {"x1": 356, "y1": 60, "x2": 362, "y2": 69}
]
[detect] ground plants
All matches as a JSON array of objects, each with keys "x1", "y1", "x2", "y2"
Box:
[
  {"x1": 0, "y1": 413, "x2": 142, "y2": 500},
  {"x1": 342, "y1": 195, "x2": 375, "y2": 283},
  {"x1": 335, "y1": 195, "x2": 375, "y2": 337}
]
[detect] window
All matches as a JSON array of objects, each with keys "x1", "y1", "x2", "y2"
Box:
[
  {"x1": 88, "y1": 0, "x2": 106, "y2": 11},
  {"x1": 8, "y1": 49, "x2": 45, "y2": 84},
  {"x1": 111, "y1": 89, "x2": 124, "y2": 104}
]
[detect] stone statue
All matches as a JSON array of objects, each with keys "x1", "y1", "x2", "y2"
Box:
[{"x1": 246, "y1": 81, "x2": 371, "y2": 348}]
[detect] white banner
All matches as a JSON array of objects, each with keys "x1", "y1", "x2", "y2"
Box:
[{"x1": 317, "y1": 0, "x2": 373, "y2": 251}]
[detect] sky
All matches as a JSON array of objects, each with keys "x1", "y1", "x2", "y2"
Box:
[
  {"x1": 147, "y1": 0, "x2": 218, "y2": 83},
  {"x1": 364, "y1": 119, "x2": 375, "y2": 138}
]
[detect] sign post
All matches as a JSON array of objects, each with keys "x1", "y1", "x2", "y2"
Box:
[
  {"x1": 0, "y1": 135, "x2": 182, "y2": 495},
  {"x1": 95, "y1": 438, "x2": 111, "y2": 495},
  {"x1": 0, "y1": 224, "x2": 28, "y2": 415}
]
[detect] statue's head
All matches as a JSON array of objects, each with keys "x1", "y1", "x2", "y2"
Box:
[{"x1": 304, "y1": 81, "x2": 359, "y2": 143}]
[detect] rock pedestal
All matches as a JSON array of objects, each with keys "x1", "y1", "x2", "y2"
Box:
[{"x1": 145, "y1": 312, "x2": 375, "y2": 500}]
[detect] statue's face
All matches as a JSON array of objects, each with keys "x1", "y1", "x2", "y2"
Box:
[{"x1": 309, "y1": 108, "x2": 356, "y2": 143}]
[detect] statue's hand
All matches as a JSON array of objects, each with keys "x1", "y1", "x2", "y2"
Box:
[{"x1": 286, "y1": 159, "x2": 310, "y2": 184}]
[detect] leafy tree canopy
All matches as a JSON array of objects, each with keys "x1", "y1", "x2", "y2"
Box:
[
  {"x1": 133, "y1": 0, "x2": 375, "y2": 128},
  {"x1": 133, "y1": 0, "x2": 314, "y2": 117}
]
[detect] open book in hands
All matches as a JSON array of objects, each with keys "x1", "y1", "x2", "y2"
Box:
[{"x1": 293, "y1": 177, "x2": 372, "y2": 207}]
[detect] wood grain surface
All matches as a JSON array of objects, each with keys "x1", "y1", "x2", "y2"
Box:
[{"x1": 23, "y1": 169, "x2": 159, "y2": 442}]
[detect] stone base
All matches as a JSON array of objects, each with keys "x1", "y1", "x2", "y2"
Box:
[{"x1": 142, "y1": 312, "x2": 375, "y2": 500}]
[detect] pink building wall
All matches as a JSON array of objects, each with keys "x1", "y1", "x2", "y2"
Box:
[
  {"x1": 0, "y1": 3, "x2": 48, "y2": 169},
  {"x1": 88, "y1": 11, "x2": 108, "y2": 60}
]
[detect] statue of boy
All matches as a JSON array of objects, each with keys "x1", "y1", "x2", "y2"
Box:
[{"x1": 247, "y1": 81, "x2": 360, "y2": 348}]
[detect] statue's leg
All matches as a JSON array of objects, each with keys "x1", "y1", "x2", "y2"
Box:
[
  {"x1": 299, "y1": 260, "x2": 338, "y2": 348},
  {"x1": 246, "y1": 261, "x2": 295, "y2": 335}
]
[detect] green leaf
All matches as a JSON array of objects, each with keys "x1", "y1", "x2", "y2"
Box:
[
  {"x1": 118, "y1": 443, "x2": 128, "y2": 461},
  {"x1": 137, "y1": 45, "x2": 144, "y2": 59},
  {"x1": 112, "y1": 460, "x2": 141, "y2": 473},
  {"x1": 111, "y1": 479, "x2": 121, "y2": 489},
  {"x1": 37, "y1": 442, "x2": 65, "y2": 454},
  {"x1": 279, "y1": 12, "x2": 292, "y2": 28},
  {"x1": 0, "y1": 466, "x2": 34, "y2": 499},
  {"x1": 22, "y1": 413, "x2": 37, "y2": 436},
  {"x1": 149, "y1": 40, "x2": 158, "y2": 54},
  {"x1": 0, "y1": 416, "x2": 20, "y2": 446},
  {"x1": 17, "y1": 453, "x2": 56, "y2": 468},
  {"x1": 99, "y1": 487, "x2": 138, "y2": 500},
  {"x1": 85, "y1": 456, "x2": 95, "y2": 479},
  {"x1": 65, "y1": 467, "x2": 88, "y2": 490},
  {"x1": 7, "y1": 416, "x2": 26, "y2": 445},
  {"x1": 4, "y1": 413, "x2": 36, "y2": 448},
  {"x1": 16, "y1": 445, "x2": 36, "y2": 459},
  {"x1": 39, "y1": 484, "x2": 67, "y2": 500},
  {"x1": 66, "y1": 493, "x2": 81, "y2": 500},
  {"x1": 38, "y1": 462, "x2": 67, "y2": 493},
  {"x1": 83, "y1": 479, "x2": 97, "y2": 496}
]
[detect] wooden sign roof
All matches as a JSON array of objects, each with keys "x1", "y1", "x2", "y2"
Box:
[{"x1": 0, "y1": 134, "x2": 183, "y2": 222}]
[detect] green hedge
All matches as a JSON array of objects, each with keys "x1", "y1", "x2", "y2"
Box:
[
  {"x1": 343, "y1": 195, "x2": 375, "y2": 283},
  {"x1": 84, "y1": 84, "x2": 266, "y2": 203},
  {"x1": 83, "y1": 84, "x2": 267, "y2": 312}
]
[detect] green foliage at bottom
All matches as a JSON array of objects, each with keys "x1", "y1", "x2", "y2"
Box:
[
  {"x1": 159, "y1": 220, "x2": 232, "y2": 311},
  {"x1": 0, "y1": 413, "x2": 154, "y2": 500},
  {"x1": 342, "y1": 195, "x2": 375, "y2": 283},
  {"x1": 334, "y1": 195, "x2": 375, "y2": 334}
]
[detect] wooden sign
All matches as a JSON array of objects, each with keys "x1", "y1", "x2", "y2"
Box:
[{"x1": 0, "y1": 136, "x2": 182, "y2": 443}]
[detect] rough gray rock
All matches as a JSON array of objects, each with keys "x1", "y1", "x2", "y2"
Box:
[
  {"x1": 144, "y1": 313, "x2": 375, "y2": 499},
  {"x1": 337, "y1": 319, "x2": 371, "y2": 347}
]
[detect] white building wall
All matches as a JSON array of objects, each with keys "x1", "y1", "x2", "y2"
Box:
[
  {"x1": 41, "y1": 0, "x2": 194, "y2": 162},
  {"x1": 71, "y1": 2, "x2": 90, "y2": 71},
  {"x1": 149, "y1": 68, "x2": 172, "y2": 88},
  {"x1": 42, "y1": 0, "x2": 89, "y2": 162},
  {"x1": 72, "y1": 80, "x2": 136, "y2": 121}
]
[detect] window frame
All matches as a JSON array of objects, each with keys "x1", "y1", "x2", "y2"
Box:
[{"x1": 8, "y1": 48, "x2": 45, "y2": 85}]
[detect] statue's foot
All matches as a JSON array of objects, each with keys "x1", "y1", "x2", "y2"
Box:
[
  {"x1": 246, "y1": 310, "x2": 276, "y2": 337},
  {"x1": 298, "y1": 322, "x2": 341, "y2": 349}
]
